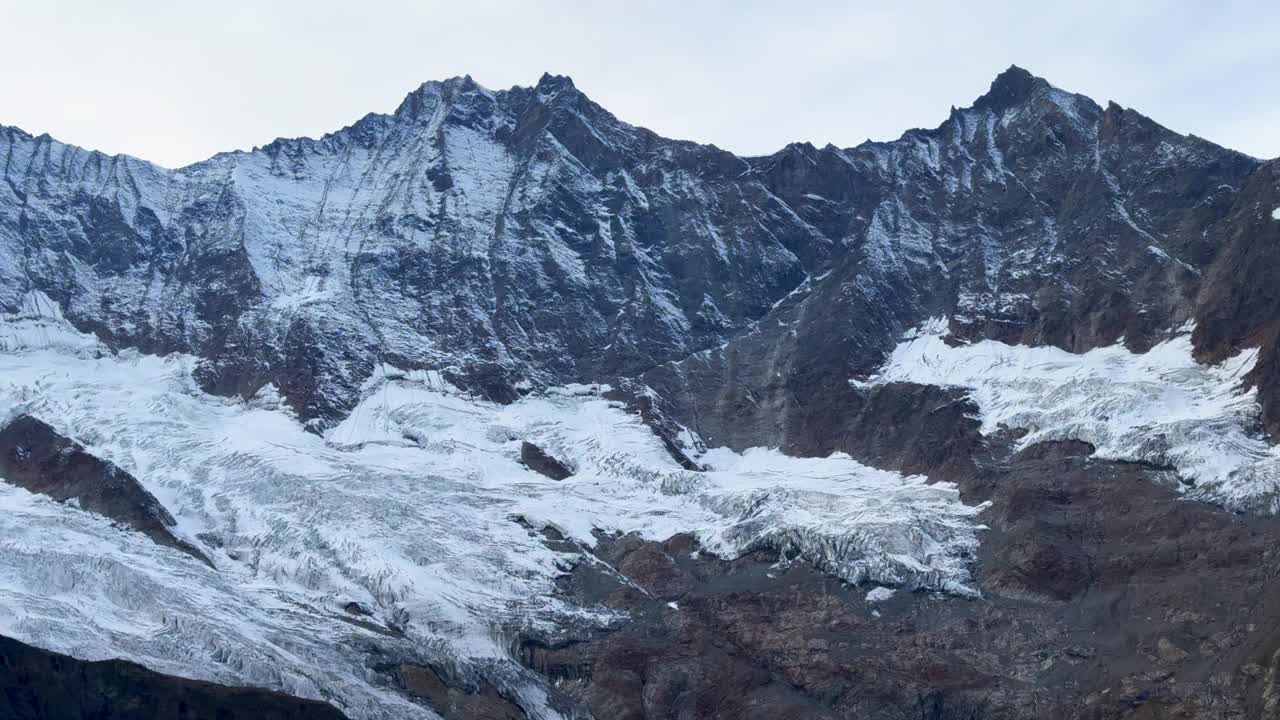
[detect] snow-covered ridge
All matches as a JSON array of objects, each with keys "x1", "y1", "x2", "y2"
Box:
[
  {"x1": 858, "y1": 319, "x2": 1280, "y2": 513},
  {"x1": 1, "y1": 72, "x2": 824, "y2": 423},
  {"x1": 0, "y1": 302, "x2": 986, "y2": 719}
]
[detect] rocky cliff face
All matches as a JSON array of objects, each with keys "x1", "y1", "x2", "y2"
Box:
[
  {"x1": 2, "y1": 72, "x2": 825, "y2": 425},
  {"x1": 641, "y1": 68, "x2": 1269, "y2": 457},
  {"x1": 3, "y1": 66, "x2": 1280, "y2": 720},
  {"x1": 6, "y1": 66, "x2": 1271, "y2": 440}
]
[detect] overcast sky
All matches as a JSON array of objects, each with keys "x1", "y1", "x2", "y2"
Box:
[{"x1": 2, "y1": 1, "x2": 1276, "y2": 168}]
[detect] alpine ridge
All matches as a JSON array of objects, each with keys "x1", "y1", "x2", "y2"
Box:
[
  {"x1": 3, "y1": 66, "x2": 1280, "y2": 719},
  {"x1": 3, "y1": 67, "x2": 1278, "y2": 443}
]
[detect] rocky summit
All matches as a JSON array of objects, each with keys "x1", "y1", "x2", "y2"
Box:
[{"x1": 1, "y1": 66, "x2": 1280, "y2": 719}]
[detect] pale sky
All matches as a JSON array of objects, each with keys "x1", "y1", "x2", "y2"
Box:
[{"x1": 2, "y1": 1, "x2": 1277, "y2": 168}]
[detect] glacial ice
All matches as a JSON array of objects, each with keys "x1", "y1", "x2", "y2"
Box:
[
  {"x1": 0, "y1": 294, "x2": 986, "y2": 719},
  {"x1": 859, "y1": 319, "x2": 1280, "y2": 513}
]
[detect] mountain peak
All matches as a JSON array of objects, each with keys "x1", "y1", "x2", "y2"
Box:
[
  {"x1": 392, "y1": 73, "x2": 581, "y2": 119},
  {"x1": 972, "y1": 64, "x2": 1051, "y2": 112},
  {"x1": 391, "y1": 75, "x2": 487, "y2": 119},
  {"x1": 536, "y1": 72, "x2": 577, "y2": 92}
]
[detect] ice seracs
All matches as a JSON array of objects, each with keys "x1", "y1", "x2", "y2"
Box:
[
  {"x1": 0, "y1": 302, "x2": 987, "y2": 719},
  {"x1": 0, "y1": 290, "x2": 102, "y2": 354},
  {"x1": 329, "y1": 368, "x2": 989, "y2": 595},
  {"x1": 859, "y1": 318, "x2": 1280, "y2": 513}
]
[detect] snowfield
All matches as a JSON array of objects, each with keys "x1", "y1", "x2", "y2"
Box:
[
  {"x1": 858, "y1": 318, "x2": 1280, "y2": 513},
  {"x1": 0, "y1": 293, "x2": 986, "y2": 719}
]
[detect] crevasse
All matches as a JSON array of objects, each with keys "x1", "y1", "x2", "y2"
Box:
[
  {"x1": 859, "y1": 318, "x2": 1280, "y2": 513},
  {"x1": 0, "y1": 293, "x2": 986, "y2": 720}
]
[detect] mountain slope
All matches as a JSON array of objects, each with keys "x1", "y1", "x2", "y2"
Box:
[
  {"x1": 641, "y1": 67, "x2": 1266, "y2": 457},
  {"x1": 4, "y1": 67, "x2": 1275, "y2": 448},
  {"x1": 3, "y1": 66, "x2": 1280, "y2": 719},
  {"x1": 2, "y1": 73, "x2": 828, "y2": 424}
]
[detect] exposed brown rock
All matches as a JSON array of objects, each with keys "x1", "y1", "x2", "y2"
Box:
[
  {"x1": 0, "y1": 414, "x2": 208, "y2": 564},
  {"x1": 380, "y1": 662, "x2": 528, "y2": 720},
  {"x1": 520, "y1": 441, "x2": 574, "y2": 480},
  {"x1": 516, "y1": 436, "x2": 1280, "y2": 719}
]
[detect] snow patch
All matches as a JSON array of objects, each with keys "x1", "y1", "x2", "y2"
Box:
[{"x1": 865, "y1": 586, "x2": 896, "y2": 603}]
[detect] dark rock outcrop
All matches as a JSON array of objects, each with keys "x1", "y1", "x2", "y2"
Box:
[
  {"x1": 0, "y1": 634, "x2": 347, "y2": 720},
  {"x1": 519, "y1": 441, "x2": 573, "y2": 480},
  {"x1": 377, "y1": 662, "x2": 528, "y2": 720},
  {"x1": 0, "y1": 414, "x2": 207, "y2": 564},
  {"x1": 518, "y1": 437, "x2": 1280, "y2": 719},
  {"x1": 1193, "y1": 157, "x2": 1280, "y2": 435},
  {"x1": 604, "y1": 381, "x2": 708, "y2": 471}
]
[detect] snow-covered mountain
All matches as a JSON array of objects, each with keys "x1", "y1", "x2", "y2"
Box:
[
  {"x1": 6, "y1": 67, "x2": 1273, "y2": 434},
  {"x1": 4, "y1": 67, "x2": 1280, "y2": 719},
  {"x1": 1, "y1": 73, "x2": 828, "y2": 425}
]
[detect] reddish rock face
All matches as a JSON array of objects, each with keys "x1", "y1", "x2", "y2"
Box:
[{"x1": 381, "y1": 663, "x2": 527, "y2": 720}]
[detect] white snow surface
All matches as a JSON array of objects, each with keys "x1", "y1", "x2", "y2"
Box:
[
  {"x1": 0, "y1": 296, "x2": 986, "y2": 719},
  {"x1": 859, "y1": 318, "x2": 1280, "y2": 512},
  {"x1": 865, "y1": 587, "x2": 896, "y2": 603}
]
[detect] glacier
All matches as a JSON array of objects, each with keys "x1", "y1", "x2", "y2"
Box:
[
  {"x1": 0, "y1": 293, "x2": 986, "y2": 719},
  {"x1": 857, "y1": 319, "x2": 1280, "y2": 513}
]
